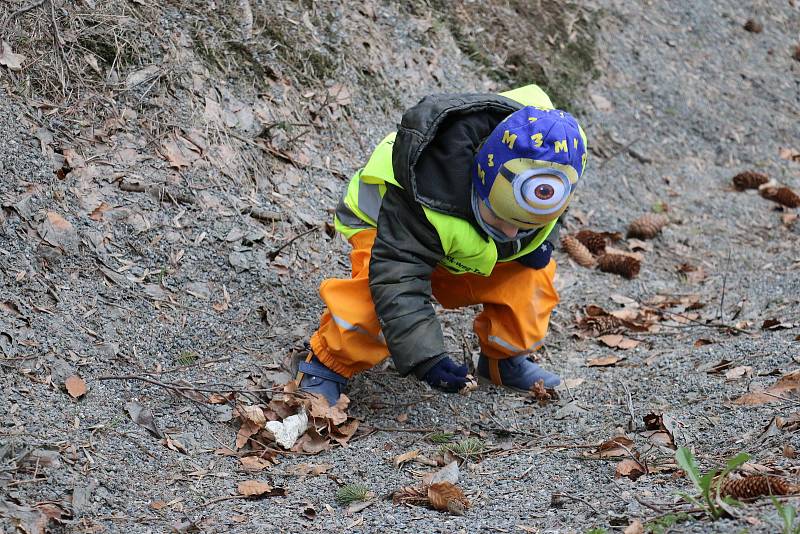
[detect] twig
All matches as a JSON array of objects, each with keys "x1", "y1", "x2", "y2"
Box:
[
  {"x1": 48, "y1": 0, "x2": 67, "y2": 96},
  {"x1": 185, "y1": 495, "x2": 245, "y2": 513},
  {"x1": 638, "y1": 301, "x2": 752, "y2": 335},
  {"x1": 634, "y1": 495, "x2": 666, "y2": 514},
  {"x1": 758, "y1": 391, "x2": 800, "y2": 406},
  {"x1": 598, "y1": 137, "x2": 641, "y2": 170},
  {"x1": 139, "y1": 357, "x2": 232, "y2": 377},
  {"x1": 619, "y1": 379, "x2": 635, "y2": 432},
  {"x1": 95, "y1": 374, "x2": 273, "y2": 404},
  {"x1": 368, "y1": 427, "x2": 438, "y2": 433},
  {"x1": 267, "y1": 226, "x2": 319, "y2": 261},
  {"x1": 718, "y1": 248, "x2": 732, "y2": 322},
  {"x1": 551, "y1": 492, "x2": 601, "y2": 514},
  {"x1": 241, "y1": 206, "x2": 284, "y2": 223},
  {"x1": 118, "y1": 181, "x2": 195, "y2": 205},
  {"x1": 1, "y1": 0, "x2": 46, "y2": 34}
]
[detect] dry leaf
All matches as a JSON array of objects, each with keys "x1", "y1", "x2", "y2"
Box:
[
  {"x1": 427, "y1": 482, "x2": 469, "y2": 514},
  {"x1": 38, "y1": 212, "x2": 79, "y2": 252},
  {"x1": 0, "y1": 41, "x2": 25, "y2": 71},
  {"x1": 587, "y1": 355, "x2": 623, "y2": 367},
  {"x1": 393, "y1": 449, "x2": 420, "y2": 467},
  {"x1": 616, "y1": 458, "x2": 646, "y2": 480},
  {"x1": 236, "y1": 420, "x2": 260, "y2": 449},
  {"x1": 725, "y1": 366, "x2": 753, "y2": 381},
  {"x1": 624, "y1": 519, "x2": 645, "y2": 534},
  {"x1": 64, "y1": 375, "x2": 87, "y2": 398},
  {"x1": 645, "y1": 431, "x2": 675, "y2": 449},
  {"x1": 557, "y1": 377, "x2": 585, "y2": 390},
  {"x1": 208, "y1": 392, "x2": 235, "y2": 404},
  {"x1": 162, "y1": 435, "x2": 188, "y2": 454},
  {"x1": 125, "y1": 400, "x2": 164, "y2": 438},
  {"x1": 287, "y1": 463, "x2": 332, "y2": 477},
  {"x1": 240, "y1": 456, "x2": 273, "y2": 471},
  {"x1": 89, "y1": 202, "x2": 111, "y2": 221},
  {"x1": 237, "y1": 405, "x2": 266, "y2": 428},
  {"x1": 598, "y1": 334, "x2": 640, "y2": 350},
  {"x1": 125, "y1": 65, "x2": 160, "y2": 88},
  {"x1": 778, "y1": 147, "x2": 800, "y2": 162},
  {"x1": 587, "y1": 436, "x2": 635, "y2": 459},
  {"x1": 734, "y1": 370, "x2": 800, "y2": 405},
  {"x1": 237, "y1": 480, "x2": 272, "y2": 497}
]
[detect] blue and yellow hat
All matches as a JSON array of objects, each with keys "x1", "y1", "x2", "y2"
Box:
[{"x1": 472, "y1": 106, "x2": 587, "y2": 229}]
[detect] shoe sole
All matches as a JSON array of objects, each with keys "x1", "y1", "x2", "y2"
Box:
[{"x1": 476, "y1": 374, "x2": 531, "y2": 394}]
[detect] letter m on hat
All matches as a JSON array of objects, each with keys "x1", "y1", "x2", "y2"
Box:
[{"x1": 501, "y1": 130, "x2": 517, "y2": 149}]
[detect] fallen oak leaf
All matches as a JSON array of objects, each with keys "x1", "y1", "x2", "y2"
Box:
[
  {"x1": 286, "y1": 463, "x2": 332, "y2": 477},
  {"x1": 598, "y1": 334, "x2": 640, "y2": 350},
  {"x1": 236, "y1": 420, "x2": 260, "y2": 449},
  {"x1": 393, "y1": 449, "x2": 420, "y2": 468},
  {"x1": 725, "y1": 366, "x2": 753, "y2": 381},
  {"x1": 162, "y1": 434, "x2": 188, "y2": 454},
  {"x1": 427, "y1": 482, "x2": 469, "y2": 515},
  {"x1": 734, "y1": 370, "x2": 800, "y2": 405},
  {"x1": 0, "y1": 41, "x2": 25, "y2": 71},
  {"x1": 240, "y1": 455, "x2": 275, "y2": 471},
  {"x1": 64, "y1": 375, "x2": 87, "y2": 398},
  {"x1": 615, "y1": 458, "x2": 647, "y2": 480},
  {"x1": 587, "y1": 355, "x2": 624, "y2": 367},
  {"x1": 237, "y1": 480, "x2": 285, "y2": 498},
  {"x1": 586, "y1": 436, "x2": 636, "y2": 459},
  {"x1": 125, "y1": 400, "x2": 164, "y2": 438},
  {"x1": 38, "y1": 211, "x2": 79, "y2": 252},
  {"x1": 236, "y1": 404, "x2": 266, "y2": 427}
]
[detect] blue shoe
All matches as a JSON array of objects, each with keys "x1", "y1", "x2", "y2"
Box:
[
  {"x1": 477, "y1": 354, "x2": 561, "y2": 391},
  {"x1": 297, "y1": 354, "x2": 348, "y2": 406}
]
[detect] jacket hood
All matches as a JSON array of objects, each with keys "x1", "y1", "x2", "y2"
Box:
[{"x1": 391, "y1": 93, "x2": 524, "y2": 220}]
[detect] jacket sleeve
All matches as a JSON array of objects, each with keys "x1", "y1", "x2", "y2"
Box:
[{"x1": 368, "y1": 185, "x2": 448, "y2": 378}]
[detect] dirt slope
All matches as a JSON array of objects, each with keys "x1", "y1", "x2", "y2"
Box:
[{"x1": 1, "y1": 0, "x2": 799, "y2": 533}]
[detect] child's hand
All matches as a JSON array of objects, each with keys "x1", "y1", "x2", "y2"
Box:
[{"x1": 422, "y1": 357, "x2": 469, "y2": 392}]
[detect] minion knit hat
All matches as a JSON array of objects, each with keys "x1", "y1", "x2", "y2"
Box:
[{"x1": 472, "y1": 106, "x2": 587, "y2": 229}]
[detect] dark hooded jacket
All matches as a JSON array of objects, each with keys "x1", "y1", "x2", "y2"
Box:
[{"x1": 367, "y1": 93, "x2": 561, "y2": 378}]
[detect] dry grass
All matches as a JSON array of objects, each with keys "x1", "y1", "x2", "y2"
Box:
[{"x1": 416, "y1": 0, "x2": 600, "y2": 110}]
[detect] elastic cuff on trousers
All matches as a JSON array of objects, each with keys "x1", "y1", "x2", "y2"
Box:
[{"x1": 309, "y1": 332, "x2": 358, "y2": 379}]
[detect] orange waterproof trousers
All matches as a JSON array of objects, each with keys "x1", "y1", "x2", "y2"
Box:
[{"x1": 309, "y1": 229, "x2": 559, "y2": 378}]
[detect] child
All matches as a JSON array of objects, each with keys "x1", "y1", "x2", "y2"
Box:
[{"x1": 296, "y1": 84, "x2": 587, "y2": 405}]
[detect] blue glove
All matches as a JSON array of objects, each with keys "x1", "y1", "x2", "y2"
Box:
[{"x1": 422, "y1": 356, "x2": 469, "y2": 393}]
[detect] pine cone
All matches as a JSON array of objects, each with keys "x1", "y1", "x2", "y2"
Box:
[
  {"x1": 598, "y1": 254, "x2": 641, "y2": 279},
  {"x1": 561, "y1": 235, "x2": 596, "y2": 267},
  {"x1": 743, "y1": 19, "x2": 763, "y2": 33},
  {"x1": 720, "y1": 476, "x2": 796, "y2": 500},
  {"x1": 427, "y1": 482, "x2": 469, "y2": 514},
  {"x1": 627, "y1": 213, "x2": 669, "y2": 239},
  {"x1": 760, "y1": 186, "x2": 800, "y2": 208},
  {"x1": 392, "y1": 485, "x2": 428, "y2": 506},
  {"x1": 732, "y1": 170, "x2": 769, "y2": 190},
  {"x1": 574, "y1": 230, "x2": 608, "y2": 255}
]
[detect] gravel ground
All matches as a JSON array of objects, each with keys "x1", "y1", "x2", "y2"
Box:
[{"x1": 1, "y1": 0, "x2": 799, "y2": 533}]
